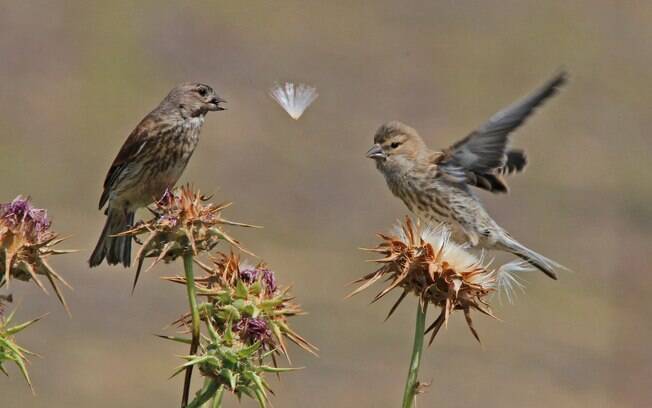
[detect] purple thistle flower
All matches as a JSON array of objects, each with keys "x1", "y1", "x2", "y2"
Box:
[
  {"x1": 234, "y1": 317, "x2": 271, "y2": 344},
  {"x1": 28, "y1": 208, "x2": 51, "y2": 234},
  {"x1": 260, "y1": 268, "x2": 277, "y2": 293},
  {"x1": 158, "y1": 188, "x2": 176, "y2": 206},
  {"x1": 4, "y1": 196, "x2": 30, "y2": 214},
  {"x1": 0, "y1": 196, "x2": 51, "y2": 239},
  {"x1": 159, "y1": 214, "x2": 179, "y2": 227},
  {"x1": 0, "y1": 196, "x2": 31, "y2": 226},
  {"x1": 239, "y1": 267, "x2": 259, "y2": 284}
]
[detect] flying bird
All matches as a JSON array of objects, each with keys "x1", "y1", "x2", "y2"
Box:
[
  {"x1": 89, "y1": 83, "x2": 226, "y2": 268},
  {"x1": 367, "y1": 71, "x2": 567, "y2": 279}
]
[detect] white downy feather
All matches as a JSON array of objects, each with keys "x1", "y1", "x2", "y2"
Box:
[{"x1": 269, "y1": 82, "x2": 318, "y2": 120}]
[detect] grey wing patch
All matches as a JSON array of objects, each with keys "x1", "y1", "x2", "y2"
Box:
[
  {"x1": 456, "y1": 70, "x2": 566, "y2": 173},
  {"x1": 438, "y1": 70, "x2": 566, "y2": 184},
  {"x1": 449, "y1": 129, "x2": 509, "y2": 172},
  {"x1": 99, "y1": 141, "x2": 148, "y2": 210},
  {"x1": 438, "y1": 163, "x2": 467, "y2": 184}
]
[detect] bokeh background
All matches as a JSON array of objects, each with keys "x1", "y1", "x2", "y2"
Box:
[{"x1": 1, "y1": 1, "x2": 651, "y2": 407}]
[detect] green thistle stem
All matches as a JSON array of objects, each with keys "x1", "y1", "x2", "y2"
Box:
[
  {"x1": 196, "y1": 378, "x2": 223, "y2": 408},
  {"x1": 401, "y1": 302, "x2": 427, "y2": 408},
  {"x1": 187, "y1": 377, "x2": 220, "y2": 408},
  {"x1": 211, "y1": 386, "x2": 224, "y2": 408},
  {"x1": 181, "y1": 253, "x2": 201, "y2": 407}
]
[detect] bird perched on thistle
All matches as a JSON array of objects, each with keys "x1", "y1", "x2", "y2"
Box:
[
  {"x1": 366, "y1": 71, "x2": 567, "y2": 279},
  {"x1": 89, "y1": 83, "x2": 226, "y2": 268}
]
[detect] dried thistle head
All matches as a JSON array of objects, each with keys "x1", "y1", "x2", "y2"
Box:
[
  {"x1": 0, "y1": 196, "x2": 73, "y2": 312},
  {"x1": 351, "y1": 217, "x2": 517, "y2": 344},
  {"x1": 164, "y1": 252, "x2": 316, "y2": 406},
  {"x1": 117, "y1": 185, "x2": 259, "y2": 290}
]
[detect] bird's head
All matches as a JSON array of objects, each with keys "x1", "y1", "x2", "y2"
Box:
[
  {"x1": 367, "y1": 121, "x2": 427, "y2": 173},
  {"x1": 165, "y1": 83, "x2": 226, "y2": 117}
]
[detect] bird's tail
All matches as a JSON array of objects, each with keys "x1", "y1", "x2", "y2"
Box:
[
  {"x1": 496, "y1": 233, "x2": 562, "y2": 280},
  {"x1": 89, "y1": 208, "x2": 134, "y2": 268}
]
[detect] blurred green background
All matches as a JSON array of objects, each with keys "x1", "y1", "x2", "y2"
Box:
[{"x1": 1, "y1": 1, "x2": 650, "y2": 407}]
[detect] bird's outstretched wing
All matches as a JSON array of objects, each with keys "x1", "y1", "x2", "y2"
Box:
[{"x1": 437, "y1": 70, "x2": 567, "y2": 193}]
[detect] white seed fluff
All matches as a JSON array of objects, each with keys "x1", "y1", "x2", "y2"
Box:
[{"x1": 269, "y1": 82, "x2": 318, "y2": 120}]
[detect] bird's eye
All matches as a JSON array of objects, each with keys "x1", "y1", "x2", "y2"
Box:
[
  {"x1": 197, "y1": 88, "x2": 208, "y2": 97},
  {"x1": 390, "y1": 142, "x2": 401, "y2": 149}
]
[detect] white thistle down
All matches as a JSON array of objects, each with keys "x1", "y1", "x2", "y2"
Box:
[
  {"x1": 398, "y1": 219, "x2": 535, "y2": 302},
  {"x1": 496, "y1": 260, "x2": 535, "y2": 304},
  {"x1": 398, "y1": 221, "x2": 484, "y2": 274},
  {"x1": 269, "y1": 82, "x2": 318, "y2": 120}
]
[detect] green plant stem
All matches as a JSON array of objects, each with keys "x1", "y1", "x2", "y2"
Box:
[
  {"x1": 198, "y1": 378, "x2": 212, "y2": 408},
  {"x1": 181, "y1": 253, "x2": 201, "y2": 407},
  {"x1": 401, "y1": 302, "x2": 427, "y2": 408},
  {"x1": 187, "y1": 378, "x2": 220, "y2": 408},
  {"x1": 196, "y1": 378, "x2": 223, "y2": 408},
  {"x1": 211, "y1": 386, "x2": 224, "y2": 408}
]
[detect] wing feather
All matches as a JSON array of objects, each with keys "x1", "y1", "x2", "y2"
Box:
[
  {"x1": 99, "y1": 116, "x2": 159, "y2": 209},
  {"x1": 437, "y1": 71, "x2": 566, "y2": 192}
]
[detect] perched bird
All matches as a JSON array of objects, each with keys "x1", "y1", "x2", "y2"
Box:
[
  {"x1": 89, "y1": 83, "x2": 226, "y2": 268},
  {"x1": 367, "y1": 72, "x2": 567, "y2": 279}
]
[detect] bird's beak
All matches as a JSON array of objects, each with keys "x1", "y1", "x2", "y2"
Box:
[
  {"x1": 366, "y1": 144, "x2": 386, "y2": 159},
  {"x1": 210, "y1": 96, "x2": 227, "y2": 111}
]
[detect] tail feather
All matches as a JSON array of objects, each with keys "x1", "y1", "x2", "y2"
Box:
[
  {"x1": 89, "y1": 209, "x2": 134, "y2": 268},
  {"x1": 497, "y1": 234, "x2": 562, "y2": 280}
]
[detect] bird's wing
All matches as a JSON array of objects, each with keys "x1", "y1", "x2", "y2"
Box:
[
  {"x1": 99, "y1": 117, "x2": 158, "y2": 209},
  {"x1": 436, "y1": 71, "x2": 567, "y2": 192}
]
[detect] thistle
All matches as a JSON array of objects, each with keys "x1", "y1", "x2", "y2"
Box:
[
  {"x1": 350, "y1": 217, "x2": 531, "y2": 408},
  {"x1": 0, "y1": 196, "x2": 73, "y2": 312},
  {"x1": 116, "y1": 185, "x2": 258, "y2": 291},
  {"x1": 118, "y1": 186, "x2": 266, "y2": 407},
  {"x1": 269, "y1": 82, "x2": 319, "y2": 120},
  {"x1": 164, "y1": 252, "x2": 317, "y2": 407},
  {"x1": 0, "y1": 295, "x2": 43, "y2": 393}
]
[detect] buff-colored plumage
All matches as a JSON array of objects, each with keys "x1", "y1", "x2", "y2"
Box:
[{"x1": 367, "y1": 71, "x2": 568, "y2": 279}]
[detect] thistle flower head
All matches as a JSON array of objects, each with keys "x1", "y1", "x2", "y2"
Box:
[
  {"x1": 0, "y1": 196, "x2": 72, "y2": 312},
  {"x1": 259, "y1": 268, "x2": 277, "y2": 294},
  {"x1": 234, "y1": 317, "x2": 272, "y2": 345},
  {"x1": 117, "y1": 185, "x2": 259, "y2": 291},
  {"x1": 164, "y1": 252, "x2": 316, "y2": 407},
  {"x1": 0, "y1": 196, "x2": 51, "y2": 240},
  {"x1": 238, "y1": 266, "x2": 259, "y2": 285},
  {"x1": 269, "y1": 82, "x2": 318, "y2": 120},
  {"x1": 169, "y1": 252, "x2": 316, "y2": 358},
  {"x1": 237, "y1": 265, "x2": 277, "y2": 295},
  {"x1": 350, "y1": 217, "x2": 514, "y2": 344}
]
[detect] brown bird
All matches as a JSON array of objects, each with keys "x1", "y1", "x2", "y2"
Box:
[
  {"x1": 89, "y1": 83, "x2": 226, "y2": 268},
  {"x1": 367, "y1": 72, "x2": 567, "y2": 279}
]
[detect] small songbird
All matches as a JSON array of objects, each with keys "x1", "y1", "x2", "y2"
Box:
[
  {"x1": 367, "y1": 72, "x2": 567, "y2": 279},
  {"x1": 89, "y1": 83, "x2": 226, "y2": 268}
]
